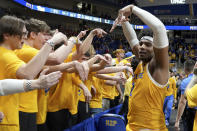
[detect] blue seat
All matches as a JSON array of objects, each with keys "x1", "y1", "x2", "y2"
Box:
[{"x1": 97, "y1": 113, "x2": 126, "y2": 131}]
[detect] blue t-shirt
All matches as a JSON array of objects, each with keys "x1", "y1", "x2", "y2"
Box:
[{"x1": 180, "y1": 73, "x2": 193, "y2": 95}]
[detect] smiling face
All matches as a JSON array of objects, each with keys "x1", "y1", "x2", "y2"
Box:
[
  {"x1": 25, "y1": 18, "x2": 50, "y2": 49},
  {"x1": 138, "y1": 40, "x2": 154, "y2": 63},
  {"x1": 0, "y1": 15, "x2": 26, "y2": 50},
  {"x1": 4, "y1": 25, "x2": 27, "y2": 50},
  {"x1": 33, "y1": 32, "x2": 49, "y2": 50}
]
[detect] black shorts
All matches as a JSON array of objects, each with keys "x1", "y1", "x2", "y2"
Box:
[
  {"x1": 46, "y1": 109, "x2": 72, "y2": 131},
  {"x1": 19, "y1": 111, "x2": 37, "y2": 131},
  {"x1": 77, "y1": 101, "x2": 90, "y2": 123},
  {"x1": 37, "y1": 123, "x2": 49, "y2": 131}
]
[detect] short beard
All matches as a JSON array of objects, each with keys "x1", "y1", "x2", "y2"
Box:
[{"x1": 140, "y1": 57, "x2": 152, "y2": 64}]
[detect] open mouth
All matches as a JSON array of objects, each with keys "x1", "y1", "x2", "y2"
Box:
[{"x1": 139, "y1": 51, "x2": 146, "y2": 56}]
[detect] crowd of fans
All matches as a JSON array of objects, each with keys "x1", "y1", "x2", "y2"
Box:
[{"x1": 0, "y1": 2, "x2": 197, "y2": 131}]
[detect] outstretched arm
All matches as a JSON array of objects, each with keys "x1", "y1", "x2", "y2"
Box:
[
  {"x1": 96, "y1": 66, "x2": 133, "y2": 75},
  {"x1": 47, "y1": 40, "x2": 75, "y2": 65},
  {"x1": 72, "y1": 29, "x2": 107, "y2": 60},
  {"x1": 130, "y1": 5, "x2": 169, "y2": 69},
  {"x1": 16, "y1": 32, "x2": 67, "y2": 79},
  {"x1": 112, "y1": 5, "x2": 169, "y2": 84},
  {"x1": 122, "y1": 21, "x2": 139, "y2": 58},
  {"x1": 0, "y1": 69, "x2": 62, "y2": 96}
]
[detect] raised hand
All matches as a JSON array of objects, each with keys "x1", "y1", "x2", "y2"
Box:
[
  {"x1": 119, "y1": 4, "x2": 134, "y2": 18},
  {"x1": 110, "y1": 17, "x2": 121, "y2": 33},
  {"x1": 104, "y1": 54, "x2": 112, "y2": 65},
  {"x1": 91, "y1": 28, "x2": 107, "y2": 38},
  {"x1": 49, "y1": 32, "x2": 68, "y2": 46},
  {"x1": 110, "y1": 15, "x2": 129, "y2": 33},
  {"x1": 96, "y1": 54, "x2": 108, "y2": 63},
  {"x1": 110, "y1": 5, "x2": 132, "y2": 33},
  {"x1": 37, "y1": 68, "x2": 62, "y2": 89},
  {"x1": 77, "y1": 30, "x2": 88, "y2": 39}
]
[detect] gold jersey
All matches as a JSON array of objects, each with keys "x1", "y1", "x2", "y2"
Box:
[{"x1": 127, "y1": 62, "x2": 168, "y2": 131}]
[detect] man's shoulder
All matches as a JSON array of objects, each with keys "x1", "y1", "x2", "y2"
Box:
[{"x1": 181, "y1": 76, "x2": 193, "y2": 85}]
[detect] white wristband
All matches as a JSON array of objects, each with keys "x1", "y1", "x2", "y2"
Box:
[
  {"x1": 0, "y1": 79, "x2": 25, "y2": 96},
  {"x1": 132, "y1": 6, "x2": 169, "y2": 49},
  {"x1": 122, "y1": 21, "x2": 139, "y2": 48}
]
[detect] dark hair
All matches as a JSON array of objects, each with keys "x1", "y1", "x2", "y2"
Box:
[
  {"x1": 184, "y1": 59, "x2": 195, "y2": 73},
  {"x1": 0, "y1": 15, "x2": 25, "y2": 43},
  {"x1": 138, "y1": 28, "x2": 153, "y2": 40},
  {"x1": 25, "y1": 18, "x2": 50, "y2": 38}
]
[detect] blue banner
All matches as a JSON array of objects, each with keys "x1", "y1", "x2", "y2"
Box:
[{"x1": 13, "y1": 0, "x2": 197, "y2": 30}]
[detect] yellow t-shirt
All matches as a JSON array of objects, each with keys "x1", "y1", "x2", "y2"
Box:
[
  {"x1": 102, "y1": 74, "x2": 116, "y2": 100},
  {"x1": 115, "y1": 58, "x2": 119, "y2": 65},
  {"x1": 48, "y1": 53, "x2": 79, "y2": 115},
  {"x1": 89, "y1": 77, "x2": 104, "y2": 109},
  {"x1": 185, "y1": 84, "x2": 197, "y2": 131},
  {"x1": 78, "y1": 74, "x2": 93, "y2": 102},
  {"x1": 47, "y1": 73, "x2": 73, "y2": 112},
  {"x1": 126, "y1": 62, "x2": 167, "y2": 131},
  {"x1": 36, "y1": 89, "x2": 49, "y2": 124},
  {"x1": 166, "y1": 76, "x2": 177, "y2": 98},
  {"x1": 114, "y1": 84, "x2": 119, "y2": 97},
  {"x1": 15, "y1": 44, "x2": 39, "y2": 113},
  {"x1": 185, "y1": 84, "x2": 197, "y2": 108},
  {"x1": 0, "y1": 47, "x2": 25, "y2": 130},
  {"x1": 69, "y1": 73, "x2": 82, "y2": 115},
  {"x1": 124, "y1": 76, "x2": 133, "y2": 97},
  {"x1": 120, "y1": 59, "x2": 131, "y2": 79},
  {"x1": 120, "y1": 59, "x2": 130, "y2": 65}
]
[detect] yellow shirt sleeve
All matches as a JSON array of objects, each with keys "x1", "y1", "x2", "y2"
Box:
[
  {"x1": 89, "y1": 77, "x2": 103, "y2": 108},
  {"x1": 124, "y1": 76, "x2": 133, "y2": 97},
  {"x1": 186, "y1": 84, "x2": 197, "y2": 108},
  {"x1": 2, "y1": 50, "x2": 25, "y2": 78}
]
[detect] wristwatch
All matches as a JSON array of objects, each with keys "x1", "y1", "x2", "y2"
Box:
[
  {"x1": 46, "y1": 40, "x2": 55, "y2": 49},
  {"x1": 26, "y1": 80, "x2": 33, "y2": 91}
]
